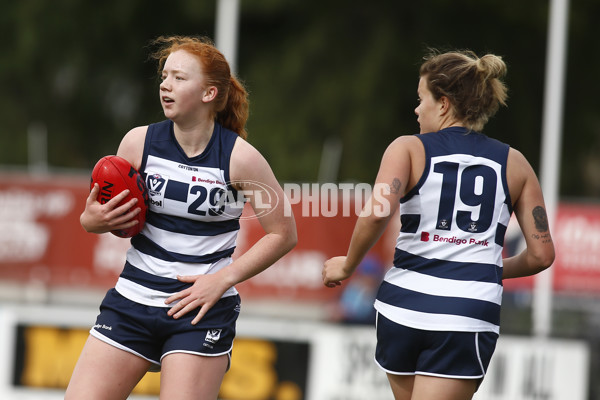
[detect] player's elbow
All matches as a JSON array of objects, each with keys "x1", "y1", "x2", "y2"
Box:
[
  {"x1": 539, "y1": 248, "x2": 555, "y2": 270},
  {"x1": 285, "y1": 228, "x2": 298, "y2": 253},
  {"x1": 530, "y1": 246, "x2": 555, "y2": 274},
  {"x1": 278, "y1": 224, "x2": 298, "y2": 254}
]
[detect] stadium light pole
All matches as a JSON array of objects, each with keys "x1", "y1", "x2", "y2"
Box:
[
  {"x1": 215, "y1": 0, "x2": 240, "y2": 75},
  {"x1": 533, "y1": 0, "x2": 570, "y2": 338},
  {"x1": 27, "y1": 122, "x2": 48, "y2": 174}
]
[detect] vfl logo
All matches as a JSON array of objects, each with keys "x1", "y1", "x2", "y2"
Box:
[
  {"x1": 205, "y1": 329, "x2": 222, "y2": 344},
  {"x1": 147, "y1": 173, "x2": 166, "y2": 195},
  {"x1": 468, "y1": 222, "x2": 478, "y2": 232},
  {"x1": 146, "y1": 173, "x2": 167, "y2": 209},
  {"x1": 437, "y1": 219, "x2": 450, "y2": 230}
]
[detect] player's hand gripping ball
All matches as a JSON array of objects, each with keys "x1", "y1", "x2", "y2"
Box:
[{"x1": 90, "y1": 155, "x2": 149, "y2": 238}]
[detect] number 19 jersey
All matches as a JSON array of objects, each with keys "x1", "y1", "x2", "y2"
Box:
[{"x1": 374, "y1": 127, "x2": 512, "y2": 334}]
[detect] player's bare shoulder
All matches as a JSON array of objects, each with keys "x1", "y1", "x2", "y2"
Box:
[
  {"x1": 507, "y1": 147, "x2": 536, "y2": 182},
  {"x1": 230, "y1": 137, "x2": 270, "y2": 181},
  {"x1": 388, "y1": 134, "x2": 421, "y2": 149},
  {"x1": 382, "y1": 135, "x2": 424, "y2": 185},
  {"x1": 506, "y1": 147, "x2": 537, "y2": 205},
  {"x1": 384, "y1": 134, "x2": 423, "y2": 160},
  {"x1": 117, "y1": 126, "x2": 148, "y2": 170}
]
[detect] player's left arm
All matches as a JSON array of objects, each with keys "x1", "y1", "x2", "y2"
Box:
[
  {"x1": 223, "y1": 138, "x2": 298, "y2": 283},
  {"x1": 166, "y1": 138, "x2": 297, "y2": 324},
  {"x1": 502, "y1": 148, "x2": 555, "y2": 279}
]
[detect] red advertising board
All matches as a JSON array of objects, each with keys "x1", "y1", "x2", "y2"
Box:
[
  {"x1": 0, "y1": 172, "x2": 599, "y2": 299},
  {"x1": 551, "y1": 203, "x2": 600, "y2": 293},
  {"x1": 0, "y1": 172, "x2": 121, "y2": 288}
]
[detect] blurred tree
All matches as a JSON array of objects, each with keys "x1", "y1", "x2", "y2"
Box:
[
  {"x1": 240, "y1": 0, "x2": 552, "y2": 184},
  {"x1": 0, "y1": 0, "x2": 216, "y2": 168},
  {"x1": 0, "y1": 0, "x2": 598, "y2": 199},
  {"x1": 561, "y1": 0, "x2": 600, "y2": 198}
]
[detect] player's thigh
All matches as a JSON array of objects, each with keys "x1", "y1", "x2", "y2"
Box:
[
  {"x1": 65, "y1": 335, "x2": 151, "y2": 400},
  {"x1": 386, "y1": 374, "x2": 414, "y2": 400},
  {"x1": 412, "y1": 375, "x2": 477, "y2": 400},
  {"x1": 160, "y1": 352, "x2": 229, "y2": 400}
]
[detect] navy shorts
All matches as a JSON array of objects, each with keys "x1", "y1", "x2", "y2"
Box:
[
  {"x1": 375, "y1": 313, "x2": 498, "y2": 379},
  {"x1": 90, "y1": 288, "x2": 241, "y2": 372}
]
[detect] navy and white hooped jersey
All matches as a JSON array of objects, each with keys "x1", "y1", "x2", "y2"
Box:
[
  {"x1": 115, "y1": 120, "x2": 244, "y2": 307},
  {"x1": 374, "y1": 127, "x2": 512, "y2": 334}
]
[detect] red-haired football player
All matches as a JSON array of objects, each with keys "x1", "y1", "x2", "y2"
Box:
[{"x1": 67, "y1": 36, "x2": 297, "y2": 400}]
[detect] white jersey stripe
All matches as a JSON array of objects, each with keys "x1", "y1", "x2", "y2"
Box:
[
  {"x1": 115, "y1": 277, "x2": 238, "y2": 308},
  {"x1": 384, "y1": 268, "x2": 503, "y2": 305},
  {"x1": 125, "y1": 248, "x2": 235, "y2": 279},
  {"x1": 143, "y1": 223, "x2": 237, "y2": 256},
  {"x1": 374, "y1": 300, "x2": 499, "y2": 334}
]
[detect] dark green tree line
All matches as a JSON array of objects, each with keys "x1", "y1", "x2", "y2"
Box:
[{"x1": 0, "y1": 0, "x2": 598, "y2": 198}]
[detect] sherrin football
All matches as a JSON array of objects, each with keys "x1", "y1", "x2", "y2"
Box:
[{"x1": 90, "y1": 155, "x2": 149, "y2": 238}]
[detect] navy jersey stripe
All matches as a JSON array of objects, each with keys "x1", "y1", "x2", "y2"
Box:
[
  {"x1": 132, "y1": 235, "x2": 235, "y2": 264},
  {"x1": 165, "y1": 180, "x2": 189, "y2": 202},
  {"x1": 495, "y1": 223, "x2": 507, "y2": 247},
  {"x1": 146, "y1": 212, "x2": 240, "y2": 236},
  {"x1": 142, "y1": 120, "x2": 238, "y2": 170},
  {"x1": 120, "y1": 262, "x2": 192, "y2": 293},
  {"x1": 377, "y1": 281, "x2": 501, "y2": 325},
  {"x1": 400, "y1": 214, "x2": 421, "y2": 233},
  {"x1": 393, "y1": 248, "x2": 503, "y2": 284},
  {"x1": 422, "y1": 127, "x2": 509, "y2": 164}
]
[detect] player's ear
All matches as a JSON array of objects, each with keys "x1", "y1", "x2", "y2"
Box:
[
  {"x1": 439, "y1": 96, "x2": 451, "y2": 115},
  {"x1": 202, "y1": 86, "x2": 218, "y2": 103}
]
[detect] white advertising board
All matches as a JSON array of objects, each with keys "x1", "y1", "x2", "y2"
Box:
[{"x1": 0, "y1": 305, "x2": 590, "y2": 400}]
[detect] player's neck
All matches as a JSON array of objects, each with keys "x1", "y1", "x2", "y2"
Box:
[{"x1": 173, "y1": 119, "x2": 215, "y2": 157}]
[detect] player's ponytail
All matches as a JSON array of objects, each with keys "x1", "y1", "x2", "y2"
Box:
[
  {"x1": 216, "y1": 75, "x2": 249, "y2": 140},
  {"x1": 475, "y1": 54, "x2": 508, "y2": 112}
]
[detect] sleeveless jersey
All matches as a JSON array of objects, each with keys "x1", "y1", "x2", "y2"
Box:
[
  {"x1": 374, "y1": 127, "x2": 511, "y2": 334},
  {"x1": 115, "y1": 120, "x2": 243, "y2": 307}
]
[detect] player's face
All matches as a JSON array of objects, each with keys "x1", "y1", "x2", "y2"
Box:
[
  {"x1": 415, "y1": 76, "x2": 443, "y2": 134},
  {"x1": 160, "y1": 50, "x2": 211, "y2": 122}
]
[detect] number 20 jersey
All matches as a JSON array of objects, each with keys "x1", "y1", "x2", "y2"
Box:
[
  {"x1": 115, "y1": 120, "x2": 243, "y2": 307},
  {"x1": 374, "y1": 127, "x2": 512, "y2": 334}
]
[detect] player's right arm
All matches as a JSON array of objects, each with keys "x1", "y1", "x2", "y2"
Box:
[
  {"x1": 502, "y1": 148, "x2": 555, "y2": 279},
  {"x1": 323, "y1": 136, "x2": 417, "y2": 287},
  {"x1": 80, "y1": 126, "x2": 147, "y2": 234},
  {"x1": 116, "y1": 126, "x2": 147, "y2": 170}
]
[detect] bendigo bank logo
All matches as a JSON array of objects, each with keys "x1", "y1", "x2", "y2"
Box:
[{"x1": 421, "y1": 231, "x2": 489, "y2": 247}]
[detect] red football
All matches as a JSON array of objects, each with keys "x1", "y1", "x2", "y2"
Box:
[{"x1": 90, "y1": 155, "x2": 149, "y2": 238}]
